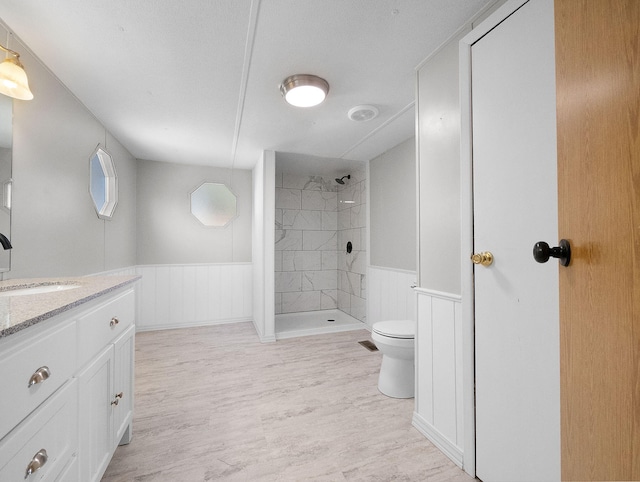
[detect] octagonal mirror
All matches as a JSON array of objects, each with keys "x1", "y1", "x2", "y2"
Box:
[
  {"x1": 89, "y1": 145, "x2": 118, "y2": 220},
  {"x1": 190, "y1": 182, "x2": 237, "y2": 227}
]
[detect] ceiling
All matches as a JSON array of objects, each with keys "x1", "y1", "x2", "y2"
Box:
[{"x1": 0, "y1": 0, "x2": 493, "y2": 171}]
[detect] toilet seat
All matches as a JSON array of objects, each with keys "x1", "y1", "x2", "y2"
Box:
[{"x1": 372, "y1": 320, "x2": 414, "y2": 339}]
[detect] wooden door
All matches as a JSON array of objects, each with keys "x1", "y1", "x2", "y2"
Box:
[
  {"x1": 472, "y1": 1, "x2": 560, "y2": 480},
  {"x1": 555, "y1": 1, "x2": 640, "y2": 479}
]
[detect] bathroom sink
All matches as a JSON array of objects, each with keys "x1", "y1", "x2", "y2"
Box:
[{"x1": 0, "y1": 283, "x2": 80, "y2": 297}]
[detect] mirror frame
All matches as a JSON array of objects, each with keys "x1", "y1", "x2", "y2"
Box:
[{"x1": 89, "y1": 145, "x2": 118, "y2": 220}]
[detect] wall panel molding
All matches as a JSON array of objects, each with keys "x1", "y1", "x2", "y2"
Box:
[
  {"x1": 94, "y1": 263, "x2": 253, "y2": 332},
  {"x1": 367, "y1": 265, "x2": 417, "y2": 328}
]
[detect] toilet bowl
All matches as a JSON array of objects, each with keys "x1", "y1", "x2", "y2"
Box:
[{"x1": 371, "y1": 320, "x2": 415, "y2": 399}]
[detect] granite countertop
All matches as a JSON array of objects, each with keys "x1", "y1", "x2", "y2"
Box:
[{"x1": 0, "y1": 275, "x2": 141, "y2": 339}]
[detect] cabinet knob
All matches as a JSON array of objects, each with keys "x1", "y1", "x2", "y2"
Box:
[
  {"x1": 111, "y1": 398, "x2": 119, "y2": 406},
  {"x1": 27, "y1": 366, "x2": 51, "y2": 388},
  {"x1": 24, "y1": 448, "x2": 47, "y2": 479},
  {"x1": 109, "y1": 317, "x2": 120, "y2": 327},
  {"x1": 115, "y1": 392, "x2": 124, "y2": 399}
]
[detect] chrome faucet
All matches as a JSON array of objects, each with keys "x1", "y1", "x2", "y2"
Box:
[{"x1": 0, "y1": 232, "x2": 12, "y2": 250}]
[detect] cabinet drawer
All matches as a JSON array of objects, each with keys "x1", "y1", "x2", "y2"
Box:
[
  {"x1": 78, "y1": 289, "x2": 134, "y2": 367},
  {"x1": 0, "y1": 320, "x2": 76, "y2": 438},
  {"x1": 0, "y1": 379, "x2": 78, "y2": 482}
]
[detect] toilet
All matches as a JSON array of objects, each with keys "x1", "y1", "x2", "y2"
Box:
[{"x1": 371, "y1": 319, "x2": 415, "y2": 398}]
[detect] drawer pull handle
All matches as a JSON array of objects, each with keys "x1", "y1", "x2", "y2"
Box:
[
  {"x1": 24, "y1": 448, "x2": 47, "y2": 479},
  {"x1": 111, "y1": 398, "x2": 119, "y2": 406},
  {"x1": 116, "y1": 392, "x2": 124, "y2": 399},
  {"x1": 110, "y1": 317, "x2": 120, "y2": 327},
  {"x1": 27, "y1": 366, "x2": 51, "y2": 388}
]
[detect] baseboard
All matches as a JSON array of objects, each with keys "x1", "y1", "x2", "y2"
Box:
[
  {"x1": 412, "y1": 412, "x2": 464, "y2": 469},
  {"x1": 136, "y1": 317, "x2": 252, "y2": 332},
  {"x1": 252, "y1": 319, "x2": 276, "y2": 343}
]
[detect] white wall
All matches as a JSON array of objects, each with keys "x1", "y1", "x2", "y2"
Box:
[
  {"x1": 7, "y1": 22, "x2": 137, "y2": 279},
  {"x1": 136, "y1": 159, "x2": 252, "y2": 264},
  {"x1": 417, "y1": 37, "x2": 463, "y2": 295},
  {"x1": 252, "y1": 151, "x2": 275, "y2": 342},
  {"x1": 369, "y1": 137, "x2": 416, "y2": 272},
  {"x1": 413, "y1": 0, "x2": 507, "y2": 474}
]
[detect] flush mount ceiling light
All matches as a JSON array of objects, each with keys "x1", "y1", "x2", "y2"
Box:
[
  {"x1": 0, "y1": 44, "x2": 33, "y2": 100},
  {"x1": 348, "y1": 105, "x2": 379, "y2": 122},
  {"x1": 280, "y1": 74, "x2": 329, "y2": 107}
]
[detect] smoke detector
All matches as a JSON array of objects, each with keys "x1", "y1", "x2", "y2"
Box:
[{"x1": 347, "y1": 105, "x2": 379, "y2": 122}]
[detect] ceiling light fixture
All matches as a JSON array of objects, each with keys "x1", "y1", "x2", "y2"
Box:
[
  {"x1": 0, "y1": 43, "x2": 33, "y2": 100},
  {"x1": 280, "y1": 74, "x2": 329, "y2": 107}
]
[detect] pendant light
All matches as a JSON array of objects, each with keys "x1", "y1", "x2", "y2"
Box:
[
  {"x1": 280, "y1": 74, "x2": 329, "y2": 107},
  {"x1": 0, "y1": 44, "x2": 33, "y2": 101}
]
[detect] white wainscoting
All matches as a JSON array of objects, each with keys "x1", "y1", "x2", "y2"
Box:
[
  {"x1": 413, "y1": 288, "x2": 464, "y2": 468},
  {"x1": 367, "y1": 265, "x2": 417, "y2": 328},
  {"x1": 96, "y1": 264, "x2": 253, "y2": 331}
]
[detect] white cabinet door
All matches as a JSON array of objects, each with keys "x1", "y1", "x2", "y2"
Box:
[
  {"x1": 113, "y1": 325, "x2": 135, "y2": 446},
  {"x1": 471, "y1": 0, "x2": 560, "y2": 480},
  {"x1": 78, "y1": 346, "x2": 113, "y2": 482},
  {"x1": 0, "y1": 379, "x2": 78, "y2": 482}
]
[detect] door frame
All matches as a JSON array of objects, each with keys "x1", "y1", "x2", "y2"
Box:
[{"x1": 458, "y1": 0, "x2": 530, "y2": 476}]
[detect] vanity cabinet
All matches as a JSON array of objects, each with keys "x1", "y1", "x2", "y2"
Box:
[
  {"x1": 77, "y1": 289, "x2": 135, "y2": 482},
  {"x1": 0, "y1": 279, "x2": 137, "y2": 482},
  {"x1": 0, "y1": 318, "x2": 79, "y2": 481}
]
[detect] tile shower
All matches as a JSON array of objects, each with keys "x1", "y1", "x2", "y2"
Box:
[{"x1": 275, "y1": 167, "x2": 366, "y2": 324}]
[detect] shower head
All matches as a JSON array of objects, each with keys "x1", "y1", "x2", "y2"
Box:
[{"x1": 336, "y1": 175, "x2": 350, "y2": 185}]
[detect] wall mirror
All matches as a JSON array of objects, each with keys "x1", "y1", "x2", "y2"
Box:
[
  {"x1": 0, "y1": 95, "x2": 12, "y2": 272},
  {"x1": 190, "y1": 182, "x2": 237, "y2": 227},
  {"x1": 89, "y1": 145, "x2": 118, "y2": 219}
]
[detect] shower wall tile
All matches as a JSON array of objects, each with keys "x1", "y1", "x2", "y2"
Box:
[
  {"x1": 351, "y1": 204, "x2": 366, "y2": 229},
  {"x1": 350, "y1": 166, "x2": 367, "y2": 184},
  {"x1": 321, "y1": 290, "x2": 338, "y2": 309},
  {"x1": 275, "y1": 272, "x2": 302, "y2": 293},
  {"x1": 303, "y1": 230, "x2": 337, "y2": 251},
  {"x1": 282, "y1": 210, "x2": 322, "y2": 230},
  {"x1": 338, "y1": 209, "x2": 351, "y2": 231},
  {"x1": 301, "y1": 191, "x2": 338, "y2": 211},
  {"x1": 322, "y1": 251, "x2": 338, "y2": 270},
  {"x1": 322, "y1": 211, "x2": 337, "y2": 230},
  {"x1": 338, "y1": 289, "x2": 351, "y2": 312},
  {"x1": 341, "y1": 271, "x2": 365, "y2": 298},
  {"x1": 302, "y1": 270, "x2": 337, "y2": 291},
  {"x1": 339, "y1": 229, "x2": 362, "y2": 252},
  {"x1": 276, "y1": 188, "x2": 302, "y2": 209},
  {"x1": 281, "y1": 291, "x2": 321, "y2": 313},
  {"x1": 275, "y1": 293, "x2": 282, "y2": 314},
  {"x1": 345, "y1": 250, "x2": 366, "y2": 275},
  {"x1": 282, "y1": 251, "x2": 322, "y2": 271},
  {"x1": 338, "y1": 185, "x2": 360, "y2": 210},
  {"x1": 275, "y1": 229, "x2": 303, "y2": 251},
  {"x1": 275, "y1": 170, "x2": 366, "y2": 321},
  {"x1": 283, "y1": 174, "x2": 336, "y2": 191},
  {"x1": 350, "y1": 295, "x2": 366, "y2": 321}
]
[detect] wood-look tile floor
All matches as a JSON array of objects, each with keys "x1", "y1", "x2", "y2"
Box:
[{"x1": 102, "y1": 322, "x2": 475, "y2": 481}]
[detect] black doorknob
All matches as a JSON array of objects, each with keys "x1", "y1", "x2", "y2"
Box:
[{"x1": 533, "y1": 239, "x2": 571, "y2": 266}]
